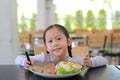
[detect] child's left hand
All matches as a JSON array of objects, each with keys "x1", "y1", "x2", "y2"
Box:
[{"x1": 81, "y1": 52, "x2": 92, "y2": 67}]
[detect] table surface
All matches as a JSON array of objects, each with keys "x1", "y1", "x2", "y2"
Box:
[
  {"x1": 115, "y1": 65, "x2": 120, "y2": 70},
  {"x1": 0, "y1": 65, "x2": 120, "y2": 80}
]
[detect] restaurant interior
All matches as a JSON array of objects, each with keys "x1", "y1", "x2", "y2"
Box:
[
  {"x1": 0, "y1": 0, "x2": 120, "y2": 65},
  {"x1": 0, "y1": 0, "x2": 120, "y2": 80}
]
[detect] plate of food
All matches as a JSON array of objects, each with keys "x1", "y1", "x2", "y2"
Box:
[{"x1": 29, "y1": 61, "x2": 88, "y2": 78}]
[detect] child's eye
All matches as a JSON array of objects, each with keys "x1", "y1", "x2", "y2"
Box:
[
  {"x1": 48, "y1": 40, "x2": 52, "y2": 43},
  {"x1": 57, "y1": 38, "x2": 62, "y2": 40}
]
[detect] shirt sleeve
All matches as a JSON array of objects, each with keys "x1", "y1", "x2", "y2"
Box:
[
  {"x1": 90, "y1": 56, "x2": 108, "y2": 67},
  {"x1": 15, "y1": 52, "x2": 46, "y2": 66},
  {"x1": 15, "y1": 55, "x2": 26, "y2": 66}
]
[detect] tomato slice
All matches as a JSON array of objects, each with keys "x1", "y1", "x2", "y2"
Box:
[{"x1": 50, "y1": 70, "x2": 56, "y2": 75}]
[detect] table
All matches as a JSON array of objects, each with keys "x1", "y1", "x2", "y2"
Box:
[
  {"x1": 115, "y1": 65, "x2": 120, "y2": 70},
  {"x1": 0, "y1": 65, "x2": 120, "y2": 80}
]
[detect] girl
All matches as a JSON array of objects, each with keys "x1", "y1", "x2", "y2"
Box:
[{"x1": 15, "y1": 24, "x2": 107, "y2": 69}]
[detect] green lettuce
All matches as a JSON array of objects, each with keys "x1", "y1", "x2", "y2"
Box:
[{"x1": 57, "y1": 67, "x2": 80, "y2": 74}]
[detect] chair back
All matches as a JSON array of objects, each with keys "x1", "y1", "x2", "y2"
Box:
[
  {"x1": 72, "y1": 47, "x2": 89, "y2": 57},
  {"x1": 19, "y1": 32, "x2": 34, "y2": 47},
  {"x1": 74, "y1": 29, "x2": 92, "y2": 36},
  {"x1": 110, "y1": 32, "x2": 120, "y2": 49},
  {"x1": 34, "y1": 46, "x2": 46, "y2": 55},
  {"x1": 86, "y1": 33, "x2": 107, "y2": 49}
]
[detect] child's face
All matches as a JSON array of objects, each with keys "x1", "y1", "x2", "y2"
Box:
[{"x1": 45, "y1": 27, "x2": 72, "y2": 58}]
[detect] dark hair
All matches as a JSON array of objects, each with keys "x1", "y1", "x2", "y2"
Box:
[{"x1": 43, "y1": 24, "x2": 72, "y2": 57}]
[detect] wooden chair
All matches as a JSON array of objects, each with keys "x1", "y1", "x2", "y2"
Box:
[
  {"x1": 19, "y1": 32, "x2": 34, "y2": 47},
  {"x1": 33, "y1": 30, "x2": 45, "y2": 55},
  {"x1": 86, "y1": 33, "x2": 107, "y2": 57},
  {"x1": 74, "y1": 29, "x2": 92, "y2": 37},
  {"x1": 71, "y1": 31, "x2": 88, "y2": 47},
  {"x1": 72, "y1": 47, "x2": 89, "y2": 57},
  {"x1": 36, "y1": 29, "x2": 45, "y2": 35},
  {"x1": 103, "y1": 32, "x2": 120, "y2": 65},
  {"x1": 34, "y1": 46, "x2": 46, "y2": 55}
]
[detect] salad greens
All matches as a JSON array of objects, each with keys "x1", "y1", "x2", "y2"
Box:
[{"x1": 57, "y1": 67, "x2": 80, "y2": 74}]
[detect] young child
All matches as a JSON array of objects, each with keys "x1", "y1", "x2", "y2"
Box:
[{"x1": 15, "y1": 24, "x2": 107, "y2": 69}]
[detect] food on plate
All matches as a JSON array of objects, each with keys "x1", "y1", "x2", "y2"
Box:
[
  {"x1": 43, "y1": 63, "x2": 55, "y2": 74},
  {"x1": 32, "y1": 65, "x2": 43, "y2": 72},
  {"x1": 55, "y1": 61, "x2": 82, "y2": 74},
  {"x1": 31, "y1": 63, "x2": 55, "y2": 74},
  {"x1": 31, "y1": 61, "x2": 82, "y2": 75}
]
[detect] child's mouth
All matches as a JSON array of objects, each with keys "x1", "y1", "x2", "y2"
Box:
[{"x1": 53, "y1": 48, "x2": 61, "y2": 52}]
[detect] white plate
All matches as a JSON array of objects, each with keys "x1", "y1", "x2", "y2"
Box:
[{"x1": 29, "y1": 66, "x2": 88, "y2": 78}]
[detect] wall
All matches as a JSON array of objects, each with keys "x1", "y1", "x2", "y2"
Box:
[{"x1": 0, "y1": 0, "x2": 18, "y2": 64}]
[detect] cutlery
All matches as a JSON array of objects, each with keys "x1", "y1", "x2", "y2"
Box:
[{"x1": 25, "y1": 51, "x2": 31, "y2": 65}]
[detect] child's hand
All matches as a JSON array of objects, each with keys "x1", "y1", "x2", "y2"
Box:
[
  {"x1": 81, "y1": 52, "x2": 92, "y2": 67},
  {"x1": 24, "y1": 59, "x2": 34, "y2": 69}
]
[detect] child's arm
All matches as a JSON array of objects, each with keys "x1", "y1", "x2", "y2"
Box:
[
  {"x1": 15, "y1": 52, "x2": 46, "y2": 66},
  {"x1": 90, "y1": 56, "x2": 107, "y2": 67},
  {"x1": 24, "y1": 59, "x2": 35, "y2": 69},
  {"x1": 15, "y1": 55, "x2": 27, "y2": 66},
  {"x1": 81, "y1": 47, "x2": 107, "y2": 67},
  {"x1": 81, "y1": 53, "x2": 107, "y2": 67}
]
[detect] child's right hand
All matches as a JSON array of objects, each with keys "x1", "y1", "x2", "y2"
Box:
[{"x1": 24, "y1": 59, "x2": 34, "y2": 69}]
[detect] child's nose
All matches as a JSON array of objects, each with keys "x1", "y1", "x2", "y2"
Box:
[{"x1": 53, "y1": 41, "x2": 58, "y2": 47}]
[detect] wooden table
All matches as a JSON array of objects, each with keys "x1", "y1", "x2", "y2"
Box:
[{"x1": 0, "y1": 65, "x2": 120, "y2": 80}]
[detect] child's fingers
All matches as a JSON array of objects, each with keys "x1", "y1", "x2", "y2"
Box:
[
  {"x1": 82, "y1": 59, "x2": 89, "y2": 66},
  {"x1": 81, "y1": 48, "x2": 89, "y2": 57},
  {"x1": 82, "y1": 53, "x2": 89, "y2": 59},
  {"x1": 30, "y1": 59, "x2": 35, "y2": 65},
  {"x1": 24, "y1": 59, "x2": 34, "y2": 69},
  {"x1": 82, "y1": 57, "x2": 92, "y2": 67},
  {"x1": 25, "y1": 61, "x2": 30, "y2": 67}
]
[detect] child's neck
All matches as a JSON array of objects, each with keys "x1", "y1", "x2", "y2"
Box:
[{"x1": 59, "y1": 56, "x2": 68, "y2": 62}]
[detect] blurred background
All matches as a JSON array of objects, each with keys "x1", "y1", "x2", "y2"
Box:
[
  {"x1": 0, "y1": 0, "x2": 120, "y2": 64},
  {"x1": 17, "y1": 0, "x2": 120, "y2": 33}
]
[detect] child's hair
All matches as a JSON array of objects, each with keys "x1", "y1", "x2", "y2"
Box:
[{"x1": 43, "y1": 24, "x2": 72, "y2": 57}]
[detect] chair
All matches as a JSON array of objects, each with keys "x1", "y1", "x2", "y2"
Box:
[
  {"x1": 36, "y1": 29, "x2": 45, "y2": 35},
  {"x1": 103, "y1": 32, "x2": 120, "y2": 65},
  {"x1": 33, "y1": 30, "x2": 46, "y2": 55},
  {"x1": 19, "y1": 32, "x2": 34, "y2": 55},
  {"x1": 34, "y1": 46, "x2": 46, "y2": 55},
  {"x1": 72, "y1": 47, "x2": 89, "y2": 57},
  {"x1": 74, "y1": 29, "x2": 92, "y2": 36},
  {"x1": 72, "y1": 30, "x2": 89, "y2": 47},
  {"x1": 86, "y1": 33, "x2": 107, "y2": 57}
]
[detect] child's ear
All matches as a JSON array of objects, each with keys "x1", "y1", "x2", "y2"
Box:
[{"x1": 67, "y1": 38, "x2": 72, "y2": 46}]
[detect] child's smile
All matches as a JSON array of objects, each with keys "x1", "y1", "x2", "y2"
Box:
[
  {"x1": 52, "y1": 47, "x2": 63, "y2": 56},
  {"x1": 53, "y1": 47, "x2": 61, "y2": 53}
]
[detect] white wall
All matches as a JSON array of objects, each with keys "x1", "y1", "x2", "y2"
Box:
[
  {"x1": 0, "y1": 0, "x2": 18, "y2": 64},
  {"x1": 0, "y1": 0, "x2": 55, "y2": 64}
]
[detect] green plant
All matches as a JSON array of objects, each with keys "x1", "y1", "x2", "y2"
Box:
[
  {"x1": 97, "y1": 9, "x2": 107, "y2": 30},
  {"x1": 112, "y1": 11, "x2": 120, "y2": 29},
  {"x1": 64, "y1": 14, "x2": 74, "y2": 32},
  {"x1": 18, "y1": 13, "x2": 37, "y2": 32},
  {"x1": 74, "y1": 10, "x2": 83, "y2": 29},
  {"x1": 85, "y1": 10, "x2": 95, "y2": 30}
]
